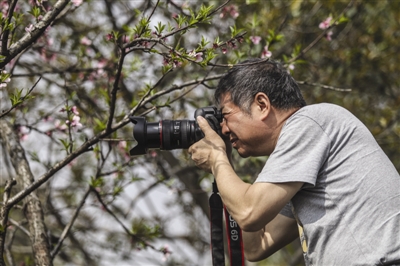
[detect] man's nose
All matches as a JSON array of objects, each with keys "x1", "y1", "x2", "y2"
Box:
[{"x1": 220, "y1": 120, "x2": 230, "y2": 136}]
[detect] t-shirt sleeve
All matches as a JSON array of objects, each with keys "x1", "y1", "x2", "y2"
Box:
[
  {"x1": 256, "y1": 114, "x2": 330, "y2": 186},
  {"x1": 280, "y1": 202, "x2": 295, "y2": 219}
]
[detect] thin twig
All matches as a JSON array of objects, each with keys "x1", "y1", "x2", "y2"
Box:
[
  {"x1": 51, "y1": 187, "x2": 91, "y2": 259},
  {"x1": 90, "y1": 188, "x2": 160, "y2": 252},
  {"x1": 297, "y1": 81, "x2": 352, "y2": 92},
  {"x1": 288, "y1": 0, "x2": 355, "y2": 64},
  {"x1": 106, "y1": 48, "x2": 126, "y2": 132},
  {"x1": 0, "y1": 77, "x2": 42, "y2": 119},
  {"x1": 8, "y1": 219, "x2": 31, "y2": 237}
]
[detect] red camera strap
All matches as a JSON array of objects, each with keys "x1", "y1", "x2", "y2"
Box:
[{"x1": 209, "y1": 180, "x2": 245, "y2": 266}]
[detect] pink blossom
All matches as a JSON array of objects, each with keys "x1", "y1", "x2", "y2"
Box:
[
  {"x1": 326, "y1": 30, "x2": 333, "y2": 41},
  {"x1": 118, "y1": 141, "x2": 129, "y2": 161},
  {"x1": 0, "y1": 70, "x2": 11, "y2": 88},
  {"x1": 288, "y1": 64, "x2": 295, "y2": 70},
  {"x1": 189, "y1": 51, "x2": 203, "y2": 62},
  {"x1": 161, "y1": 245, "x2": 172, "y2": 262},
  {"x1": 55, "y1": 119, "x2": 67, "y2": 131},
  {"x1": 250, "y1": 36, "x2": 262, "y2": 45},
  {"x1": 261, "y1": 46, "x2": 272, "y2": 58},
  {"x1": 319, "y1": 17, "x2": 332, "y2": 30},
  {"x1": 17, "y1": 126, "x2": 29, "y2": 141},
  {"x1": 1, "y1": 2, "x2": 9, "y2": 16},
  {"x1": 68, "y1": 159, "x2": 77, "y2": 167},
  {"x1": 141, "y1": 41, "x2": 149, "y2": 48},
  {"x1": 69, "y1": 115, "x2": 82, "y2": 128},
  {"x1": 43, "y1": 116, "x2": 53, "y2": 122},
  {"x1": 172, "y1": 60, "x2": 182, "y2": 68},
  {"x1": 163, "y1": 58, "x2": 169, "y2": 66},
  {"x1": 220, "y1": 5, "x2": 239, "y2": 19},
  {"x1": 122, "y1": 36, "x2": 129, "y2": 43},
  {"x1": 227, "y1": 41, "x2": 236, "y2": 49},
  {"x1": 72, "y1": 0, "x2": 83, "y2": 7},
  {"x1": 25, "y1": 24, "x2": 34, "y2": 33},
  {"x1": 97, "y1": 60, "x2": 106, "y2": 69},
  {"x1": 71, "y1": 106, "x2": 79, "y2": 115},
  {"x1": 40, "y1": 48, "x2": 56, "y2": 62},
  {"x1": 80, "y1": 36, "x2": 92, "y2": 46},
  {"x1": 47, "y1": 38, "x2": 54, "y2": 46},
  {"x1": 105, "y1": 33, "x2": 113, "y2": 41},
  {"x1": 118, "y1": 141, "x2": 127, "y2": 150},
  {"x1": 95, "y1": 59, "x2": 107, "y2": 76},
  {"x1": 221, "y1": 47, "x2": 227, "y2": 54}
]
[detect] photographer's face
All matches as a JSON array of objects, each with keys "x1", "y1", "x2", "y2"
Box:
[{"x1": 219, "y1": 93, "x2": 269, "y2": 157}]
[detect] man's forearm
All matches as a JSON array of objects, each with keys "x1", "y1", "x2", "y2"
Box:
[
  {"x1": 242, "y1": 214, "x2": 299, "y2": 262},
  {"x1": 210, "y1": 150, "x2": 254, "y2": 227},
  {"x1": 242, "y1": 229, "x2": 269, "y2": 262}
]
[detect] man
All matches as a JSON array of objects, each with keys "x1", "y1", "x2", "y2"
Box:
[{"x1": 188, "y1": 58, "x2": 400, "y2": 265}]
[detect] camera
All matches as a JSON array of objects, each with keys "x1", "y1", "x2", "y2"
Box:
[{"x1": 129, "y1": 106, "x2": 223, "y2": 156}]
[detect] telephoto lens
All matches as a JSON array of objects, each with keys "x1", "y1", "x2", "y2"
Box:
[
  {"x1": 129, "y1": 117, "x2": 202, "y2": 156},
  {"x1": 129, "y1": 106, "x2": 222, "y2": 156}
]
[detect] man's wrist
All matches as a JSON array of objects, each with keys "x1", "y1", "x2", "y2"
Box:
[{"x1": 211, "y1": 149, "x2": 232, "y2": 175}]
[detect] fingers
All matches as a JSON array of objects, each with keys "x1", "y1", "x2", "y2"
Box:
[{"x1": 196, "y1": 116, "x2": 214, "y2": 135}]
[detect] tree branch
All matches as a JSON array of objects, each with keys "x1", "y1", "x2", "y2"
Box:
[{"x1": 0, "y1": 0, "x2": 71, "y2": 68}]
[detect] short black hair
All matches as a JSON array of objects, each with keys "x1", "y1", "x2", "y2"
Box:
[{"x1": 214, "y1": 58, "x2": 306, "y2": 113}]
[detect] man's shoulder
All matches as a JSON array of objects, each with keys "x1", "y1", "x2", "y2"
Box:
[
  {"x1": 300, "y1": 102, "x2": 345, "y2": 113},
  {"x1": 292, "y1": 103, "x2": 352, "y2": 121}
]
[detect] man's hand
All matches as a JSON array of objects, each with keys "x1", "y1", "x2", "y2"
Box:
[{"x1": 188, "y1": 116, "x2": 228, "y2": 173}]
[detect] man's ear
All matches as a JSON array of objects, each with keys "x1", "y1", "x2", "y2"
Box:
[{"x1": 254, "y1": 92, "x2": 271, "y2": 119}]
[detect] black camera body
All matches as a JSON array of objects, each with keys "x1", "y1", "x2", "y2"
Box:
[{"x1": 129, "y1": 106, "x2": 222, "y2": 156}]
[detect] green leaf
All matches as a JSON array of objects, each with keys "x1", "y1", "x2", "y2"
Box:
[
  {"x1": 28, "y1": 6, "x2": 42, "y2": 18},
  {"x1": 131, "y1": 176, "x2": 144, "y2": 182},
  {"x1": 337, "y1": 15, "x2": 349, "y2": 24},
  {"x1": 9, "y1": 89, "x2": 24, "y2": 107},
  {"x1": 113, "y1": 186, "x2": 123, "y2": 197},
  {"x1": 154, "y1": 21, "x2": 166, "y2": 35},
  {"x1": 230, "y1": 24, "x2": 245, "y2": 38},
  {"x1": 59, "y1": 138, "x2": 71, "y2": 152},
  {"x1": 93, "y1": 118, "x2": 106, "y2": 131},
  {"x1": 89, "y1": 176, "x2": 104, "y2": 188},
  {"x1": 29, "y1": 151, "x2": 41, "y2": 163}
]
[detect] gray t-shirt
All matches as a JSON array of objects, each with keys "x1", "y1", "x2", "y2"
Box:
[{"x1": 256, "y1": 103, "x2": 400, "y2": 266}]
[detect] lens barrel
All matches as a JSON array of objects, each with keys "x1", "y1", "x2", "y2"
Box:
[
  {"x1": 129, "y1": 106, "x2": 221, "y2": 156},
  {"x1": 161, "y1": 120, "x2": 197, "y2": 150},
  {"x1": 129, "y1": 117, "x2": 200, "y2": 156}
]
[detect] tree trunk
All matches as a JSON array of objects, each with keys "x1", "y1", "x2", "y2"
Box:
[{"x1": 0, "y1": 120, "x2": 52, "y2": 266}]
